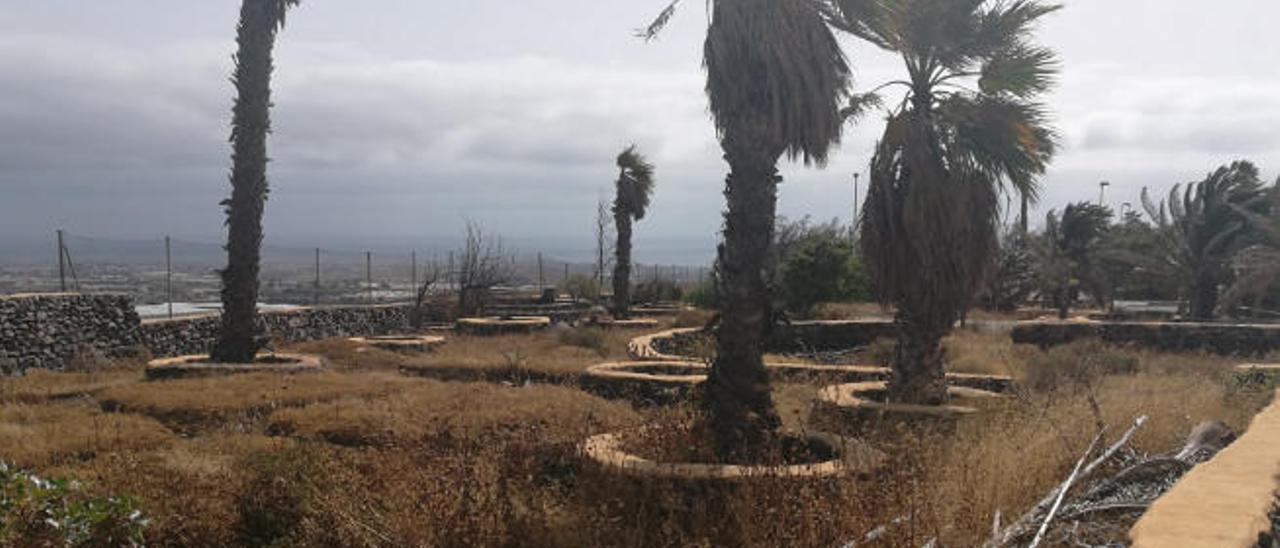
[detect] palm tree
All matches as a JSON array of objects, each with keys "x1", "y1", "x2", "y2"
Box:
[
  {"x1": 611, "y1": 146, "x2": 656, "y2": 319},
  {"x1": 1035, "y1": 202, "x2": 1112, "y2": 319},
  {"x1": 839, "y1": 0, "x2": 1060, "y2": 404},
  {"x1": 643, "y1": 0, "x2": 854, "y2": 455},
  {"x1": 1222, "y1": 184, "x2": 1280, "y2": 314},
  {"x1": 1140, "y1": 161, "x2": 1270, "y2": 320},
  {"x1": 211, "y1": 0, "x2": 300, "y2": 363}
]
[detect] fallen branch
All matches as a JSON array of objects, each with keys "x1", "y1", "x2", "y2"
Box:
[
  {"x1": 987, "y1": 415, "x2": 1149, "y2": 547},
  {"x1": 1029, "y1": 428, "x2": 1106, "y2": 548}
]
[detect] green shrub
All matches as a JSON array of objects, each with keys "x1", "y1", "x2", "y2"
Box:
[
  {"x1": 0, "y1": 462, "x2": 148, "y2": 546},
  {"x1": 1024, "y1": 339, "x2": 1139, "y2": 392},
  {"x1": 559, "y1": 274, "x2": 601, "y2": 302},
  {"x1": 558, "y1": 328, "x2": 609, "y2": 357},
  {"x1": 775, "y1": 219, "x2": 872, "y2": 316},
  {"x1": 683, "y1": 278, "x2": 719, "y2": 310},
  {"x1": 633, "y1": 279, "x2": 683, "y2": 304}
]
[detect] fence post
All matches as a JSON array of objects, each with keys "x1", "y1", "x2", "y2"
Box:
[
  {"x1": 165, "y1": 236, "x2": 173, "y2": 319},
  {"x1": 56, "y1": 229, "x2": 66, "y2": 292},
  {"x1": 366, "y1": 251, "x2": 373, "y2": 304},
  {"x1": 313, "y1": 248, "x2": 320, "y2": 306}
]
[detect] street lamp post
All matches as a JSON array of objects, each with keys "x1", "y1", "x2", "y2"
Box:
[
  {"x1": 1098, "y1": 181, "x2": 1111, "y2": 206},
  {"x1": 852, "y1": 172, "x2": 860, "y2": 240}
]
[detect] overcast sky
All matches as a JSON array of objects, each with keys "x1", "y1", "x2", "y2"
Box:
[{"x1": 2, "y1": 1, "x2": 1278, "y2": 264}]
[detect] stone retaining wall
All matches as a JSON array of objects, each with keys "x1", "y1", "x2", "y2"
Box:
[
  {"x1": 0, "y1": 293, "x2": 421, "y2": 373},
  {"x1": 771, "y1": 320, "x2": 898, "y2": 352},
  {"x1": 1011, "y1": 321, "x2": 1280, "y2": 357},
  {"x1": 141, "y1": 305, "x2": 414, "y2": 358},
  {"x1": 0, "y1": 293, "x2": 144, "y2": 374}
]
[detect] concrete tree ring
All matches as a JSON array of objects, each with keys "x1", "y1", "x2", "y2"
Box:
[
  {"x1": 456, "y1": 316, "x2": 552, "y2": 335},
  {"x1": 145, "y1": 352, "x2": 324, "y2": 380},
  {"x1": 581, "y1": 428, "x2": 883, "y2": 481},
  {"x1": 347, "y1": 335, "x2": 445, "y2": 353}
]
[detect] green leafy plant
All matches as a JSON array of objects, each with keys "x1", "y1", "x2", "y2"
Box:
[{"x1": 0, "y1": 461, "x2": 148, "y2": 546}]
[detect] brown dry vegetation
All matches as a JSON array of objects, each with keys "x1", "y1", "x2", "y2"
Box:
[
  {"x1": 396, "y1": 327, "x2": 643, "y2": 381},
  {"x1": 0, "y1": 323, "x2": 1271, "y2": 546}
]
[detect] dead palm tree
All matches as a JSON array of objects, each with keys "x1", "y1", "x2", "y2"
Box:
[
  {"x1": 839, "y1": 0, "x2": 1060, "y2": 404},
  {"x1": 211, "y1": 0, "x2": 300, "y2": 363},
  {"x1": 611, "y1": 145, "x2": 656, "y2": 319},
  {"x1": 643, "y1": 0, "x2": 855, "y2": 455},
  {"x1": 1140, "y1": 161, "x2": 1271, "y2": 320}
]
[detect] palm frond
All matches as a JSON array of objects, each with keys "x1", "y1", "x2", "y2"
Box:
[
  {"x1": 841, "y1": 91, "x2": 884, "y2": 122},
  {"x1": 637, "y1": 0, "x2": 684, "y2": 41},
  {"x1": 938, "y1": 93, "x2": 1056, "y2": 201},
  {"x1": 615, "y1": 145, "x2": 656, "y2": 220},
  {"x1": 978, "y1": 43, "x2": 1057, "y2": 98},
  {"x1": 704, "y1": 0, "x2": 851, "y2": 166}
]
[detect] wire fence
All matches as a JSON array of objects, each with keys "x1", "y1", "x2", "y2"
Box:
[{"x1": 0, "y1": 231, "x2": 712, "y2": 319}]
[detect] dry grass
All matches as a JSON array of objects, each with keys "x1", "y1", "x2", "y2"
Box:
[
  {"x1": 0, "y1": 367, "x2": 143, "y2": 404},
  {"x1": 285, "y1": 338, "x2": 410, "y2": 372},
  {"x1": 811, "y1": 301, "x2": 890, "y2": 320},
  {"x1": 0, "y1": 325, "x2": 1269, "y2": 546},
  {"x1": 399, "y1": 327, "x2": 641, "y2": 380},
  {"x1": 98, "y1": 372, "x2": 419, "y2": 434},
  {"x1": 267, "y1": 380, "x2": 641, "y2": 448},
  {"x1": 0, "y1": 401, "x2": 174, "y2": 468},
  {"x1": 944, "y1": 328, "x2": 1038, "y2": 376}
]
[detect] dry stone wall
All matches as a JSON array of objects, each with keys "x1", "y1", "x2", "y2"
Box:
[
  {"x1": 142, "y1": 305, "x2": 414, "y2": 357},
  {"x1": 1011, "y1": 321, "x2": 1280, "y2": 357},
  {"x1": 0, "y1": 293, "x2": 144, "y2": 374},
  {"x1": 0, "y1": 293, "x2": 419, "y2": 374}
]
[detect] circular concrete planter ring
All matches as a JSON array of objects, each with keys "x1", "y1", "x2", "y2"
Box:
[
  {"x1": 589, "y1": 318, "x2": 662, "y2": 330},
  {"x1": 626, "y1": 328, "x2": 704, "y2": 361},
  {"x1": 347, "y1": 335, "x2": 445, "y2": 353},
  {"x1": 145, "y1": 352, "x2": 324, "y2": 380},
  {"x1": 581, "y1": 428, "x2": 883, "y2": 481},
  {"x1": 456, "y1": 316, "x2": 552, "y2": 335},
  {"x1": 817, "y1": 381, "x2": 999, "y2": 418},
  {"x1": 814, "y1": 380, "x2": 1007, "y2": 437}
]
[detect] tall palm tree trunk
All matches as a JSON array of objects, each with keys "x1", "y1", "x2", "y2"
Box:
[
  {"x1": 211, "y1": 0, "x2": 282, "y2": 363},
  {"x1": 890, "y1": 313, "x2": 948, "y2": 406},
  {"x1": 612, "y1": 214, "x2": 633, "y2": 318},
  {"x1": 705, "y1": 130, "x2": 782, "y2": 455},
  {"x1": 1189, "y1": 272, "x2": 1218, "y2": 321}
]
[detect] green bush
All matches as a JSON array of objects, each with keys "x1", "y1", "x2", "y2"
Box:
[
  {"x1": 559, "y1": 274, "x2": 601, "y2": 302},
  {"x1": 776, "y1": 221, "x2": 872, "y2": 316},
  {"x1": 633, "y1": 278, "x2": 683, "y2": 304},
  {"x1": 0, "y1": 462, "x2": 148, "y2": 546},
  {"x1": 1024, "y1": 339, "x2": 1139, "y2": 392},
  {"x1": 683, "y1": 278, "x2": 719, "y2": 309},
  {"x1": 558, "y1": 328, "x2": 609, "y2": 357}
]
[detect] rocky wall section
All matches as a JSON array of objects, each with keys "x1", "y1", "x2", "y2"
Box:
[
  {"x1": 0, "y1": 293, "x2": 422, "y2": 373},
  {"x1": 1011, "y1": 321, "x2": 1280, "y2": 357},
  {"x1": 0, "y1": 293, "x2": 144, "y2": 374},
  {"x1": 141, "y1": 304, "x2": 414, "y2": 358}
]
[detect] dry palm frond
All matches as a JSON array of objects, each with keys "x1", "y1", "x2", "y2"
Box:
[{"x1": 704, "y1": 0, "x2": 851, "y2": 166}]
